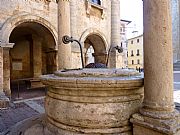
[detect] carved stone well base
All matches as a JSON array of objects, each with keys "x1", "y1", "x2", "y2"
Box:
[
  {"x1": 4, "y1": 69, "x2": 144, "y2": 135},
  {"x1": 41, "y1": 68, "x2": 144, "y2": 134}
]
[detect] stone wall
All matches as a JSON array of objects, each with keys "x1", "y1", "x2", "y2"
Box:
[
  {"x1": 10, "y1": 40, "x2": 31, "y2": 80},
  {"x1": 0, "y1": 0, "x2": 57, "y2": 31},
  {"x1": 70, "y1": 0, "x2": 111, "y2": 43},
  {"x1": 0, "y1": 0, "x2": 114, "y2": 99},
  {"x1": 70, "y1": 0, "x2": 111, "y2": 68},
  {"x1": 0, "y1": 0, "x2": 112, "y2": 69}
]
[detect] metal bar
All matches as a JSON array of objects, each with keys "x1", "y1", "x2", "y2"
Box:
[{"x1": 73, "y1": 39, "x2": 85, "y2": 68}]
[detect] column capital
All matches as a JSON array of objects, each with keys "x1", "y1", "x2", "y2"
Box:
[
  {"x1": 0, "y1": 43, "x2": 14, "y2": 49},
  {"x1": 111, "y1": 0, "x2": 120, "y2": 3}
]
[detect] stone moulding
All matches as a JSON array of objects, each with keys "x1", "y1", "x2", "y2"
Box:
[
  {"x1": 130, "y1": 113, "x2": 180, "y2": 135},
  {"x1": 0, "y1": 13, "x2": 58, "y2": 48}
]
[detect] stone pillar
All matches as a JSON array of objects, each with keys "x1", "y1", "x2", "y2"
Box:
[
  {"x1": 70, "y1": 0, "x2": 77, "y2": 39},
  {"x1": 58, "y1": 0, "x2": 72, "y2": 69},
  {"x1": 131, "y1": 0, "x2": 180, "y2": 134},
  {"x1": 32, "y1": 36, "x2": 42, "y2": 78},
  {"x1": 92, "y1": 53, "x2": 107, "y2": 64},
  {"x1": 3, "y1": 46, "x2": 13, "y2": 97},
  {"x1": 0, "y1": 47, "x2": 4, "y2": 92},
  {"x1": 70, "y1": 0, "x2": 81, "y2": 67},
  {"x1": 109, "y1": 0, "x2": 121, "y2": 68},
  {"x1": 0, "y1": 43, "x2": 14, "y2": 108}
]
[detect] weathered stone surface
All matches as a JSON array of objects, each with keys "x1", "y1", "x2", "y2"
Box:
[
  {"x1": 0, "y1": 0, "x2": 123, "y2": 100},
  {"x1": 131, "y1": 113, "x2": 180, "y2": 135},
  {"x1": 41, "y1": 68, "x2": 144, "y2": 134},
  {"x1": 131, "y1": 0, "x2": 180, "y2": 134}
]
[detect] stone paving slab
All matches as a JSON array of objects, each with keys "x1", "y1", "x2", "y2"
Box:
[
  {"x1": 0, "y1": 98, "x2": 45, "y2": 133},
  {"x1": 24, "y1": 100, "x2": 45, "y2": 114}
]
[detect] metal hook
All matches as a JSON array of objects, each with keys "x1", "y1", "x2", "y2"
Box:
[{"x1": 62, "y1": 35, "x2": 85, "y2": 68}]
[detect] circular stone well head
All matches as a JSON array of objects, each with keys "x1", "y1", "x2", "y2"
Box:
[
  {"x1": 41, "y1": 68, "x2": 144, "y2": 135},
  {"x1": 55, "y1": 68, "x2": 141, "y2": 78}
]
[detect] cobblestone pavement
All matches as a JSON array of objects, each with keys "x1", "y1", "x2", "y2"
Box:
[{"x1": 0, "y1": 97, "x2": 45, "y2": 133}]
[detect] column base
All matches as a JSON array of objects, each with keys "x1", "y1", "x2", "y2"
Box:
[
  {"x1": 130, "y1": 113, "x2": 180, "y2": 135},
  {"x1": 46, "y1": 121, "x2": 132, "y2": 135},
  {"x1": 0, "y1": 91, "x2": 10, "y2": 109}
]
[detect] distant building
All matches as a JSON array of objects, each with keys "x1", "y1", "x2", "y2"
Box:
[
  {"x1": 127, "y1": 34, "x2": 143, "y2": 70},
  {"x1": 171, "y1": 0, "x2": 180, "y2": 63},
  {"x1": 120, "y1": 19, "x2": 131, "y2": 67}
]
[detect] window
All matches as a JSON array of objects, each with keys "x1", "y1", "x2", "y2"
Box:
[
  {"x1": 137, "y1": 49, "x2": 140, "y2": 56},
  {"x1": 120, "y1": 28, "x2": 123, "y2": 32},
  {"x1": 137, "y1": 59, "x2": 140, "y2": 64},
  {"x1": 137, "y1": 39, "x2": 139, "y2": 43},
  {"x1": 91, "y1": 0, "x2": 101, "y2": 5},
  {"x1": 86, "y1": 0, "x2": 104, "y2": 19},
  {"x1": 131, "y1": 50, "x2": 134, "y2": 56},
  {"x1": 131, "y1": 40, "x2": 133, "y2": 44},
  {"x1": 132, "y1": 60, "x2": 134, "y2": 65},
  {"x1": 127, "y1": 51, "x2": 128, "y2": 57}
]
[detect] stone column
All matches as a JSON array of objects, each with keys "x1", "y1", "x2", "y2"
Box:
[
  {"x1": 58, "y1": 0, "x2": 72, "y2": 69},
  {"x1": 109, "y1": 0, "x2": 121, "y2": 68},
  {"x1": 70, "y1": 0, "x2": 81, "y2": 67},
  {"x1": 0, "y1": 47, "x2": 3, "y2": 92},
  {"x1": 131, "y1": 0, "x2": 180, "y2": 134},
  {"x1": 3, "y1": 45, "x2": 14, "y2": 97},
  {"x1": 32, "y1": 36, "x2": 42, "y2": 78},
  {"x1": 92, "y1": 53, "x2": 107, "y2": 64},
  {"x1": 70, "y1": 0, "x2": 77, "y2": 39}
]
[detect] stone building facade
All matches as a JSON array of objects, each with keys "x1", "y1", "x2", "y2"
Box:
[
  {"x1": 127, "y1": 34, "x2": 143, "y2": 70},
  {"x1": 0, "y1": 0, "x2": 122, "y2": 104},
  {"x1": 120, "y1": 19, "x2": 131, "y2": 68}
]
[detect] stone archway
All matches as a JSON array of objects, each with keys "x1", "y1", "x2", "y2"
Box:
[
  {"x1": 84, "y1": 34, "x2": 107, "y2": 65},
  {"x1": 9, "y1": 22, "x2": 57, "y2": 80},
  {"x1": 0, "y1": 13, "x2": 58, "y2": 46},
  {"x1": 8, "y1": 21, "x2": 57, "y2": 99},
  {"x1": 0, "y1": 14, "x2": 58, "y2": 98},
  {"x1": 79, "y1": 29, "x2": 108, "y2": 66}
]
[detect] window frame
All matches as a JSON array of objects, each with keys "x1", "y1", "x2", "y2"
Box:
[
  {"x1": 90, "y1": 0, "x2": 101, "y2": 5},
  {"x1": 137, "y1": 39, "x2": 139, "y2": 43},
  {"x1": 132, "y1": 60, "x2": 134, "y2": 65},
  {"x1": 137, "y1": 49, "x2": 140, "y2": 56},
  {"x1": 131, "y1": 50, "x2": 134, "y2": 56},
  {"x1": 86, "y1": 0, "x2": 105, "y2": 19},
  {"x1": 137, "y1": 59, "x2": 140, "y2": 64}
]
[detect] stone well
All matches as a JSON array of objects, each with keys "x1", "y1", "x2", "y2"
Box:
[{"x1": 41, "y1": 68, "x2": 144, "y2": 135}]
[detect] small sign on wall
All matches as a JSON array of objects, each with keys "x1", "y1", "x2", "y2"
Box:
[{"x1": 12, "y1": 60, "x2": 23, "y2": 71}]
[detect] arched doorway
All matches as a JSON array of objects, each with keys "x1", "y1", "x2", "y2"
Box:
[
  {"x1": 9, "y1": 22, "x2": 57, "y2": 99},
  {"x1": 84, "y1": 34, "x2": 107, "y2": 66}
]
